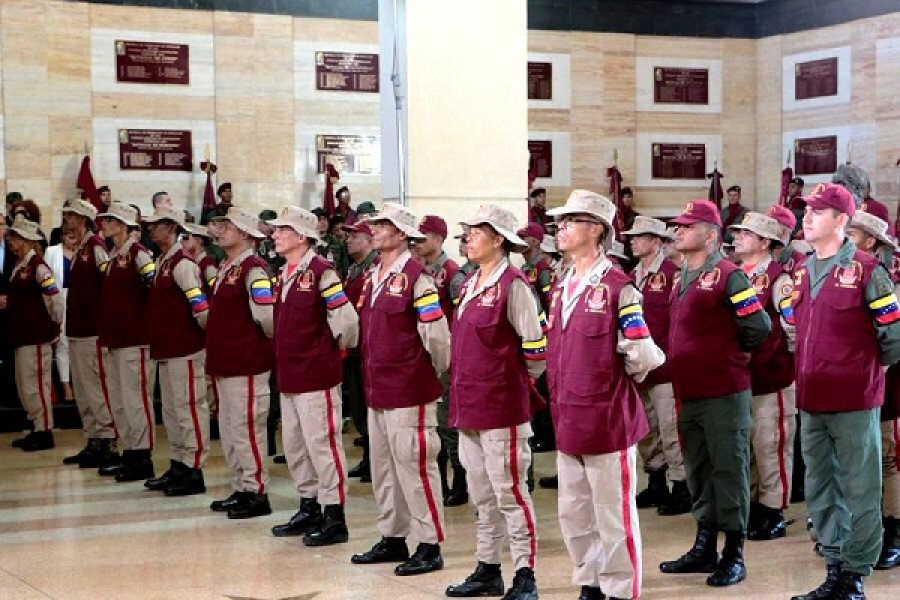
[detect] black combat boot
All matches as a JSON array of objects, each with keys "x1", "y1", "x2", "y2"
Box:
[
  {"x1": 445, "y1": 561, "x2": 504, "y2": 597},
  {"x1": 657, "y1": 480, "x2": 692, "y2": 516},
  {"x1": 394, "y1": 542, "x2": 443, "y2": 576},
  {"x1": 875, "y1": 516, "x2": 900, "y2": 570},
  {"x1": 271, "y1": 497, "x2": 322, "y2": 537},
  {"x1": 304, "y1": 504, "x2": 349, "y2": 547},
  {"x1": 351, "y1": 537, "x2": 409, "y2": 564},
  {"x1": 636, "y1": 466, "x2": 669, "y2": 509},
  {"x1": 444, "y1": 465, "x2": 469, "y2": 507},
  {"x1": 164, "y1": 467, "x2": 205, "y2": 496},
  {"x1": 790, "y1": 563, "x2": 842, "y2": 600},
  {"x1": 707, "y1": 531, "x2": 746, "y2": 587},
  {"x1": 660, "y1": 524, "x2": 718, "y2": 574},
  {"x1": 501, "y1": 567, "x2": 537, "y2": 600}
]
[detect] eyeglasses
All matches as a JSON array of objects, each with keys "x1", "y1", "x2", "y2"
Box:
[{"x1": 556, "y1": 217, "x2": 601, "y2": 229}]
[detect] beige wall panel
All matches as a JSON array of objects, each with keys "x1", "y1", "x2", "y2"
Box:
[
  {"x1": 635, "y1": 113, "x2": 723, "y2": 134},
  {"x1": 780, "y1": 22, "x2": 858, "y2": 55},
  {"x1": 89, "y1": 4, "x2": 212, "y2": 33},
  {"x1": 636, "y1": 36, "x2": 723, "y2": 59},
  {"x1": 92, "y1": 94, "x2": 214, "y2": 119},
  {"x1": 293, "y1": 18, "x2": 378, "y2": 43},
  {"x1": 529, "y1": 109, "x2": 572, "y2": 131},
  {"x1": 875, "y1": 122, "x2": 900, "y2": 203},
  {"x1": 529, "y1": 30, "x2": 573, "y2": 53},
  {"x1": 294, "y1": 100, "x2": 380, "y2": 127}
]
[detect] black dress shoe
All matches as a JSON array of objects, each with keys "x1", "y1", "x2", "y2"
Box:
[
  {"x1": 115, "y1": 451, "x2": 154, "y2": 482},
  {"x1": 636, "y1": 467, "x2": 669, "y2": 509},
  {"x1": 145, "y1": 460, "x2": 181, "y2": 490},
  {"x1": 164, "y1": 468, "x2": 206, "y2": 496},
  {"x1": 63, "y1": 441, "x2": 93, "y2": 465},
  {"x1": 227, "y1": 493, "x2": 272, "y2": 519},
  {"x1": 790, "y1": 563, "x2": 841, "y2": 600},
  {"x1": 444, "y1": 466, "x2": 468, "y2": 507},
  {"x1": 12, "y1": 432, "x2": 34, "y2": 448},
  {"x1": 706, "y1": 532, "x2": 746, "y2": 587},
  {"x1": 537, "y1": 475, "x2": 558, "y2": 489},
  {"x1": 304, "y1": 504, "x2": 349, "y2": 547},
  {"x1": 351, "y1": 537, "x2": 409, "y2": 564},
  {"x1": 21, "y1": 431, "x2": 55, "y2": 452},
  {"x1": 501, "y1": 567, "x2": 537, "y2": 600},
  {"x1": 210, "y1": 492, "x2": 243, "y2": 512},
  {"x1": 99, "y1": 457, "x2": 127, "y2": 476},
  {"x1": 578, "y1": 586, "x2": 605, "y2": 600},
  {"x1": 657, "y1": 480, "x2": 692, "y2": 516},
  {"x1": 348, "y1": 459, "x2": 370, "y2": 480},
  {"x1": 446, "y1": 561, "x2": 504, "y2": 597},
  {"x1": 875, "y1": 516, "x2": 900, "y2": 570},
  {"x1": 660, "y1": 525, "x2": 718, "y2": 574},
  {"x1": 272, "y1": 498, "x2": 322, "y2": 537},
  {"x1": 394, "y1": 542, "x2": 443, "y2": 576},
  {"x1": 747, "y1": 506, "x2": 786, "y2": 541},
  {"x1": 830, "y1": 570, "x2": 865, "y2": 600}
]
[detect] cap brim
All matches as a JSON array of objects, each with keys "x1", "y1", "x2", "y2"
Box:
[
  {"x1": 142, "y1": 214, "x2": 183, "y2": 227},
  {"x1": 670, "y1": 215, "x2": 704, "y2": 226},
  {"x1": 621, "y1": 226, "x2": 673, "y2": 240},
  {"x1": 9, "y1": 228, "x2": 43, "y2": 242},
  {"x1": 459, "y1": 218, "x2": 529, "y2": 251},
  {"x1": 211, "y1": 216, "x2": 265, "y2": 239},
  {"x1": 96, "y1": 213, "x2": 138, "y2": 228},
  {"x1": 61, "y1": 207, "x2": 95, "y2": 221},
  {"x1": 368, "y1": 216, "x2": 426, "y2": 240}
]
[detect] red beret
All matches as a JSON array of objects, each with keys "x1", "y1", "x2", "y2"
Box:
[
  {"x1": 766, "y1": 204, "x2": 796, "y2": 231},
  {"x1": 342, "y1": 221, "x2": 373, "y2": 236},
  {"x1": 516, "y1": 222, "x2": 546, "y2": 241},
  {"x1": 805, "y1": 183, "x2": 855, "y2": 217},
  {"x1": 671, "y1": 200, "x2": 723, "y2": 228}
]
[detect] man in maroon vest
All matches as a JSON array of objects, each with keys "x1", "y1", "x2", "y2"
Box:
[
  {"x1": 206, "y1": 207, "x2": 275, "y2": 519},
  {"x1": 351, "y1": 202, "x2": 450, "y2": 576},
  {"x1": 415, "y1": 214, "x2": 468, "y2": 507},
  {"x1": 445, "y1": 204, "x2": 545, "y2": 600},
  {"x1": 183, "y1": 224, "x2": 219, "y2": 290},
  {"x1": 546, "y1": 190, "x2": 664, "y2": 600},
  {"x1": 97, "y1": 202, "x2": 158, "y2": 482},
  {"x1": 660, "y1": 199, "x2": 771, "y2": 588},
  {"x1": 728, "y1": 212, "x2": 797, "y2": 542},
  {"x1": 623, "y1": 215, "x2": 690, "y2": 516},
  {"x1": 142, "y1": 207, "x2": 210, "y2": 496},
  {"x1": 60, "y1": 199, "x2": 118, "y2": 467},
  {"x1": 844, "y1": 208, "x2": 900, "y2": 572},
  {"x1": 268, "y1": 207, "x2": 358, "y2": 546},
  {"x1": 787, "y1": 183, "x2": 900, "y2": 600}
]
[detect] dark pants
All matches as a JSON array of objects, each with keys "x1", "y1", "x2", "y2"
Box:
[
  {"x1": 267, "y1": 370, "x2": 280, "y2": 456},
  {"x1": 530, "y1": 373, "x2": 555, "y2": 446},
  {"x1": 342, "y1": 354, "x2": 367, "y2": 439},
  {"x1": 679, "y1": 391, "x2": 752, "y2": 533}
]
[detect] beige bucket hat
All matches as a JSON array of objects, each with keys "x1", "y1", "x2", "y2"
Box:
[
  {"x1": 97, "y1": 201, "x2": 139, "y2": 228},
  {"x1": 143, "y1": 206, "x2": 186, "y2": 228},
  {"x1": 460, "y1": 204, "x2": 528, "y2": 251},
  {"x1": 540, "y1": 234, "x2": 557, "y2": 254},
  {"x1": 728, "y1": 212, "x2": 785, "y2": 245},
  {"x1": 184, "y1": 223, "x2": 212, "y2": 239},
  {"x1": 608, "y1": 239, "x2": 628, "y2": 261},
  {"x1": 9, "y1": 218, "x2": 43, "y2": 242},
  {"x1": 850, "y1": 210, "x2": 897, "y2": 249},
  {"x1": 368, "y1": 202, "x2": 425, "y2": 240},
  {"x1": 269, "y1": 206, "x2": 320, "y2": 242},
  {"x1": 61, "y1": 198, "x2": 98, "y2": 222},
  {"x1": 622, "y1": 215, "x2": 673, "y2": 240},
  {"x1": 547, "y1": 189, "x2": 617, "y2": 233},
  {"x1": 210, "y1": 206, "x2": 265, "y2": 239}
]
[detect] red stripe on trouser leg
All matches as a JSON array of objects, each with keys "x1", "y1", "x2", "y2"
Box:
[
  {"x1": 36, "y1": 345, "x2": 49, "y2": 431},
  {"x1": 417, "y1": 404, "x2": 444, "y2": 543},
  {"x1": 96, "y1": 341, "x2": 117, "y2": 438},
  {"x1": 247, "y1": 376, "x2": 265, "y2": 494},
  {"x1": 139, "y1": 347, "x2": 154, "y2": 450},
  {"x1": 324, "y1": 388, "x2": 346, "y2": 505},
  {"x1": 187, "y1": 360, "x2": 203, "y2": 469},
  {"x1": 509, "y1": 427, "x2": 537, "y2": 569},
  {"x1": 619, "y1": 450, "x2": 641, "y2": 600},
  {"x1": 776, "y1": 390, "x2": 789, "y2": 509}
]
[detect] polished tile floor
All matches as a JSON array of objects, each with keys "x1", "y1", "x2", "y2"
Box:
[{"x1": 0, "y1": 429, "x2": 897, "y2": 599}]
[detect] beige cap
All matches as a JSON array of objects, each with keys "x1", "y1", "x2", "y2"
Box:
[
  {"x1": 184, "y1": 223, "x2": 212, "y2": 239},
  {"x1": 622, "y1": 215, "x2": 673, "y2": 240},
  {"x1": 547, "y1": 189, "x2": 617, "y2": 233},
  {"x1": 62, "y1": 199, "x2": 98, "y2": 221},
  {"x1": 210, "y1": 206, "x2": 265, "y2": 239},
  {"x1": 143, "y1": 206, "x2": 185, "y2": 228},
  {"x1": 460, "y1": 204, "x2": 528, "y2": 251},
  {"x1": 9, "y1": 218, "x2": 43, "y2": 241},
  {"x1": 540, "y1": 233, "x2": 557, "y2": 254},
  {"x1": 269, "y1": 206, "x2": 320, "y2": 242},
  {"x1": 728, "y1": 212, "x2": 785, "y2": 245},
  {"x1": 850, "y1": 210, "x2": 897, "y2": 249},
  {"x1": 608, "y1": 239, "x2": 628, "y2": 261},
  {"x1": 97, "y1": 201, "x2": 139, "y2": 228},
  {"x1": 368, "y1": 202, "x2": 425, "y2": 240}
]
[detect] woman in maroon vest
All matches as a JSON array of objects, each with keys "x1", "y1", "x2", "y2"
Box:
[
  {"x1": 444, "y1": 205, "x2": 545, "y2": 600},
  {"x1": 546, "y1": 191, "x2": 664, "y2": 600},
  {"x1": 6, "y1": 218, "x2": 63, "y2": 452}
]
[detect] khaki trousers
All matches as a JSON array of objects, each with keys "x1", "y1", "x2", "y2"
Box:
[
  {"x1": 68, "y1": 337, "x2": 115, "y2": 440},
  {"x1": 369, "y1": 402, "x2": 445, "y2": 544},
  {"x1": 106, "y1": 346, "x2": 156, "y2": 451},
  {"x1": 751, "y1": 385, "x2": 797, "y2": 510},
  {"x1": 281, "y1": 384, "x2": 348, "y2": 506},
  {"x1": 558, "y1": 446, "x2": 642, "y2": 600},
  {"x1": 883, "y1": 418, "x2": 900, "y2": 518},
  {"x1": 214, "y1": 372, "x2": 270, "y2": 494},
  {"x1": 637, "y1": 383, "x2": 685, "y2": 480},
  {"x1": 159, "y1": 350, "x2": 209, "y2": 469},
  {"x1": 14, "y1": 344, "x2": 54, "y2": 432},
  {"x1": 459, "y1": 423, "x2": 537, "y2": 571}
]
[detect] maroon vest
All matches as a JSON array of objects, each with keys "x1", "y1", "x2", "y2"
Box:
[
  {"x1": 669, "y1": 259, "x2": 751, "y2": 400},
  {"x1": 198, "y1": 254, "x2": 218, "y2": 291},
  {"x1": 634, "y1": 257, "x2": 678, "y2": 386},
  {"x1": 525, "y1": 256, "x2": 553, "y2": 314},
  {"x1": 66, "y1": 235, "x2": 106, "y2": 338},
  {"x1": 782, "y1": 248, "x2": 808, "y2": 276},
  {"x1": 885, "y1": 257, "x2": 900, "y2": 421},
  {"x1": 747, "y1": 260, "x2": 794, "y2": 395},
  {"x1": 98, "y1": 242, "x2": 150, "y2": 349},
  {"x1": 146, "y1": 249, "x2": 206, "y2": 360},
  {"x1": 432, "y1": 257, "x2": 461, "y2": 326},
  {"x1": 793, "y1": 251, "x2": 884, "y2": 413},
  {"x1": 359, "y1": 259, "x2": 443, "y2": 409},
  {"x1": 206, "y1": 255, "x2": 274, "y2": 377},
  {"x1": 7, "y1": 253, "x2": 59, "y2": 348},
  {"x1": 546, "y1": 268, "x2": 648, "y2": 455},
  {"x1": 449, "y1": 268, "x2": 531, "y2": 430},
  {"x1": 274, "y1": 256, "x2": 343, "y2": 393}
]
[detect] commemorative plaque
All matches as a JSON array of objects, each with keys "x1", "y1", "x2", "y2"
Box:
[
  {"x1": 795, "y1": 57, "x2": 838, "y2": 101},
  {"x1": 528, "y1": 141, "x2": 553, "y2": 178},
  {"x1": 119, "y1": 129, "x2": 193, "y2": 172},
  {"x1": 795, "y1": 136, "x2": 838, "y2": 176},
  {"x1": 651, "y1": 143, "x2": 706, "y2": 179},
  {"x1": 653, "y1": 67, "x2": 709, "y2": 105},
  {"x1": 115, "y1": 40, "x2": 190, "y2": 85},
  {"x1": 528, "y1": 62, "x2": 553, "y2": 100},
  {"x1": 315, "y1": 52, "x2": 379, "y2": 93},
  {"x1": 316, "y1": 135, "x2": 379, "y2": 175}
]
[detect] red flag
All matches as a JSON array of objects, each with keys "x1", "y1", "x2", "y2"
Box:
[
  {"x1": 779, "y1": 165, "x2": 793, "y2": 207},
  {"x1": 323, "y1": 163, "x2": 339, "y2": 218},
  {"x1": 607, "y1": 165, "x2": 624, "y2": 239},
  {"x1": 200, "y1": 160, "x2": 218, "y2": 214},
  {"x1": 707, "y1": 168, "x2": 724, "y2": 210},
  {"x1": 76, "y1": 155, "x2": 103, "y2": 213}
]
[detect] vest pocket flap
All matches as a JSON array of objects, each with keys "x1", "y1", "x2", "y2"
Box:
[
  {"x1": 822, "y1": 289, "x2": 862, "y2": 311},
  {"x1": 572, "y1": 315, "x2": 611, "y2": 338}
]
